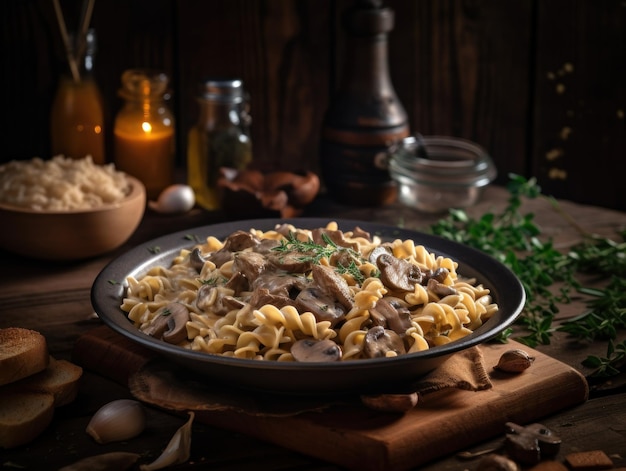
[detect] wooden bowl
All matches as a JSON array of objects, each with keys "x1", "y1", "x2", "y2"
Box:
[{"x1": 0, "y1": 176, "x2": 146, "y2": 261}]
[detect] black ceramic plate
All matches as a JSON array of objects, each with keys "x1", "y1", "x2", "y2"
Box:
[{"x1": 91, "y1": 218, "x2": 525, "y2": 395}]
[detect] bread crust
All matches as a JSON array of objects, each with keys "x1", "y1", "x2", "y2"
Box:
[
  {"x1": 6, "y1": 357, "x2": 83, "y2": 406},
  {"x1": 0, "y1": 328, "x2": 83, "y2": 448},
  {"x1": 0, "y1": 391, "x2": 55, "y2": 448},
  {"x1": 0, "y1": 327, "x2": 49, "y2": 386}
]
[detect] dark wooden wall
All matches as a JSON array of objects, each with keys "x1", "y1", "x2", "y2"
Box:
[{"x1": 2, "y1": 0, "x2": 624, "y2": 210}]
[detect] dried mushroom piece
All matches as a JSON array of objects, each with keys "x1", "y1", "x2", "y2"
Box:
[{"x1": 504, "y1": 422, "x2": 561, "y2": 465}]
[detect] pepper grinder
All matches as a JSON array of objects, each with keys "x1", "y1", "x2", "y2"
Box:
[{"x1": 320, "y1": 0, "x2": 409, "y2": 206}]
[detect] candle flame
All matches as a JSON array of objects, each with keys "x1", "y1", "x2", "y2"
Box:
[{"x1": 142, "y1": 122, "x2": 152, "y2": 133}]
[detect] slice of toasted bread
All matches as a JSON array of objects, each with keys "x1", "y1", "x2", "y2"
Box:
[
  {"x1": 0, "y1": 390, "x2": 55, "y2": 449},
  {"x1": 0, "y1": 327, "x2": 49, "y2": 386},
  {"x1": 8, "y1": 357, "x2": 83, "y2": 407}
]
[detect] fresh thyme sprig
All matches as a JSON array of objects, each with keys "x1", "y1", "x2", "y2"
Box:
[
  {"x1": 272, "y1": 232, "x2": 369, "y2": 283},
  {"x1": 429, "y1": 174, "x2": 626, "y2": 377},
  {"x1": 273, "y1": 232, "x2": 340, "y2": 264},
  {"x1": 336, "y1": 260, "x2": 367, "y2": 284},
  {"x1": 200, "y1": 275, "x2": 228, "y2": 286}
]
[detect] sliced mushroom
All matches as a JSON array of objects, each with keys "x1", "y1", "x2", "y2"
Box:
[
  {"x1": 196, "y1": 285, "x2": 237, "y2": 316},
  {"x1": 362, "y1": 325, "x2": 406, "y2": 358},
  {"x1": 329, "y1": 249, "x2": 361, "y2": 270},
  {"x1": 141, "y1": 306, "x2": 171, "y2": 339},
  {"x1": 141, "y1": 303, "x2": 190, "y2": 345},
  {"x1": 427, "y1": 277, "x2": 457, "y2": 297},
  {"x1": 369, "y1": 245, "x2": 392, "y2": 264},
  {"x1": 377, "y1": 254, "x2": 423, "y2": 292},
  {"x1": 369, "y1": 298, "x2": 412, "y2": 334},
  {"x1": 162, "y1": 304, "x2": 191, "y2": 344},
  {"x1": 189, "y1": 248, "x2": 206, "y2": 272},
  {"x1": 295, "y1": 287, "x2": 346, "y2": 326},
  {"x1": 311, "y1": 264, "x2": 354, "y2": 310},
  {"x1": 423, "y1": 267, "x2": 450, "y2": 284},
  {"x1": 291, "y1": 338, "x2": 342, "y2": 362}
]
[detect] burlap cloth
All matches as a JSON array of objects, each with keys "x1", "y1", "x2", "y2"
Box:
[{"x1": 129, "y1": 346, "x2": 491, "y2": 416}]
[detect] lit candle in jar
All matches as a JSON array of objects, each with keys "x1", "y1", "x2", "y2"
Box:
[{"x1": 114, "y1": 70, "x2": 175, "y2": 199}]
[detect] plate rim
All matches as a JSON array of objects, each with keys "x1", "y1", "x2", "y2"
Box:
[{"x1": 91, "y1": 217, "x2": 525, "y2": 389}]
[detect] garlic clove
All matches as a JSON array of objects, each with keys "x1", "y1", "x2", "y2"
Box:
[
  {"x1": 149, "y1": 184, "x2": 195, "y2": 214},
  {"x1": 494, "y1": 349, "x2": 536, "y2": 373},
  {"x1": 140, "y1": 411, "x2": 194, "y2": 471},
  {"x1": 86, "y1": 399, "x2": 146, "y2": 444}
]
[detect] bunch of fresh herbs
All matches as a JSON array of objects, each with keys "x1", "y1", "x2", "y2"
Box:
[{"x1": 429, "y1": 174, "x2": 626, "y2": 378}]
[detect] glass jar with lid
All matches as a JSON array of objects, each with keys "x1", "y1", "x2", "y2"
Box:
[
  {"x1": 388, "y1": 135, "x2": 497, "y2": 213},
  {"x1": 187, "y1": 78, "x2": 253, "y2": 210},
  {"x1": 113, "y1": 69, "x2": 175, "y2": 199}
]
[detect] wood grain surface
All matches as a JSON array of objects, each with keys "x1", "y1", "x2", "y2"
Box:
[
  {"x1": 72, "y1": 326, "x2": 589, "y2": 471},
  {"x1": 2, "y1": 0, "x2": 624, "y2": 210},
  {"x1": 0, "y1": 185, "x2": 625, "y2": 469}
]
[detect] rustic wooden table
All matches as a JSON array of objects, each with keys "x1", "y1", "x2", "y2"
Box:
[{"x1": 1, "y1": 185, "x2": 625, "y2": 470}]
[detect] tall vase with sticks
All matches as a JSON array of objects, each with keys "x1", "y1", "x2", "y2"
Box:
[{"x1": 49, "y1": 0, "x2": 105, "y2": 164}]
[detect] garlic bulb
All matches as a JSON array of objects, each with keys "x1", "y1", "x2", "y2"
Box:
[{"x1": 86, "y1": 399, "x2": 146, "y2": 444}]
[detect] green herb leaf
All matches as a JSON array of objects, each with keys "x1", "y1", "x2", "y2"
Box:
[{"x1": 429, "y1": 174, "x2": 626, "y2": 377}]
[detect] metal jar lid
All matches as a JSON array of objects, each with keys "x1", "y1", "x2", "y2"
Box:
[
  {"x1": 389, "y1": 135, "x2": 497, "y2": 188},
  {"x1": 199, "y1": 78, "x2": 246, "y2": 103}
]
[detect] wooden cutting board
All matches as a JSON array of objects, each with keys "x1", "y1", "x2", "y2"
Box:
[{"x1": 73, "y1": 326, "x2": 589, "y2": 471}]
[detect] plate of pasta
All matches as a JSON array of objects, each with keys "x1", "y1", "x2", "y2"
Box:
[{"x1": 91, "y1": 218, "x2": 525, "y2": 395}]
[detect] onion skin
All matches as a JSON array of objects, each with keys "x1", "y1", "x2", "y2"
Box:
[{"x1": 86, "y1": 399, "x2": 146, "y2": 444}]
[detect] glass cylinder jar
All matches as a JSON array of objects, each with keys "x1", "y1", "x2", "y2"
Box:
[
  {"x1": 388, "y1": 135, "x2": 497, "y2": 213},
  {"x1": 50, "y1": 29, "x2": 105, "y2": 164},
  {"x1": 114, "y1": 69, "x2": 175, "y2": 199},
  {"x1": 187, "y1": 78, "x2": 253, "y2": 210}
]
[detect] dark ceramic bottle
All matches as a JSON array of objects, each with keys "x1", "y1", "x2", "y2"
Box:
[{"x1": 320, "y1": 0, "x2": 409, "y2": 206}]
